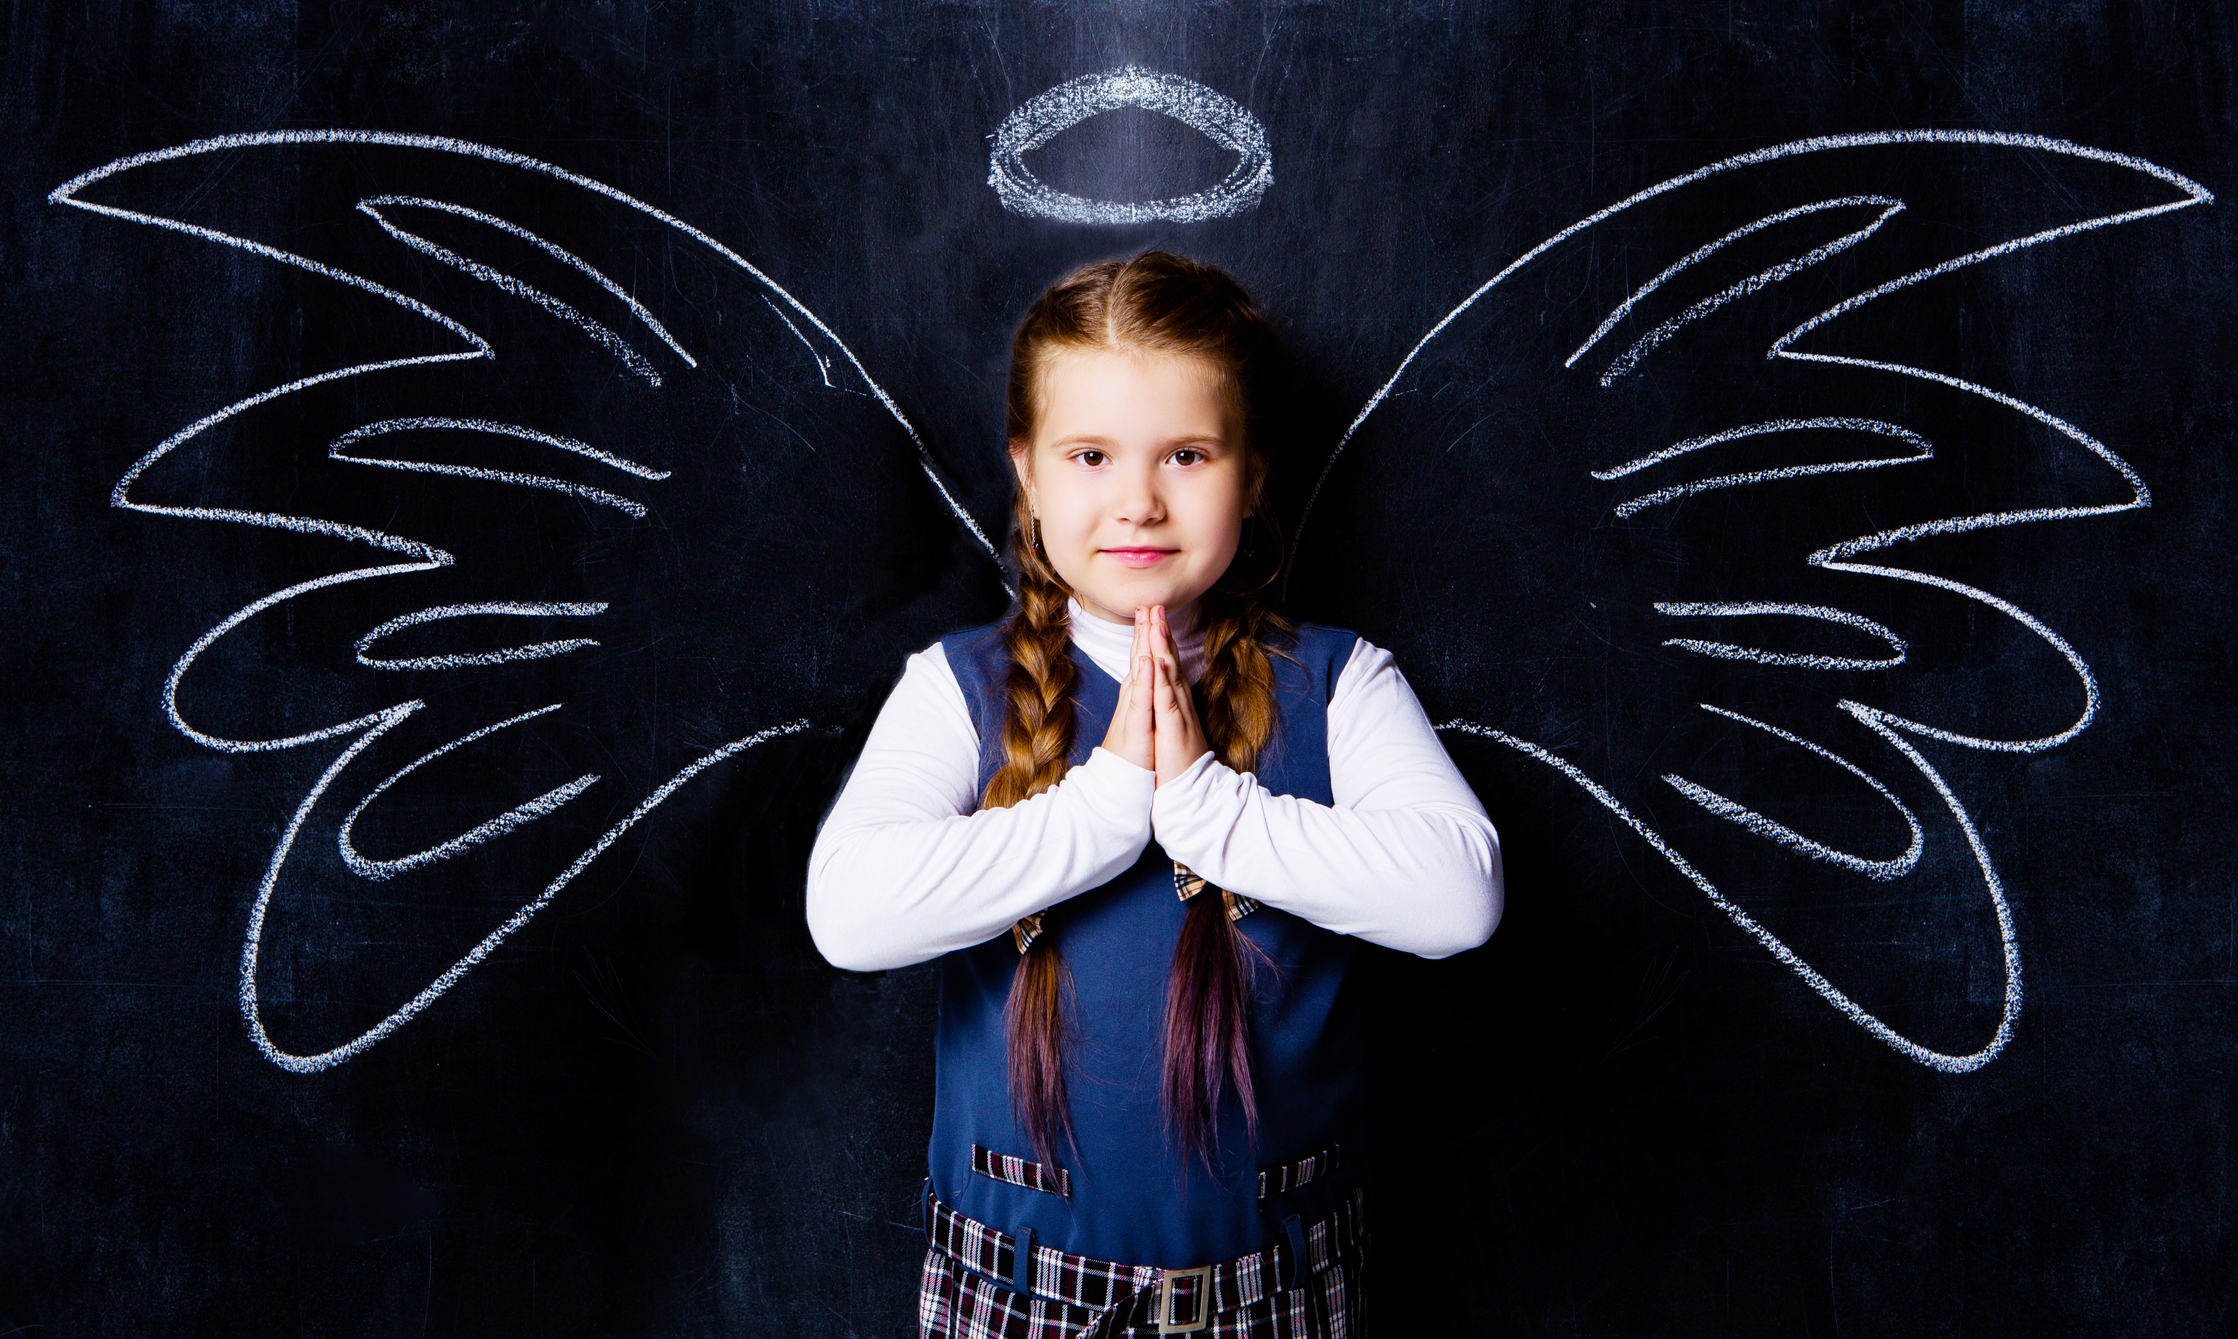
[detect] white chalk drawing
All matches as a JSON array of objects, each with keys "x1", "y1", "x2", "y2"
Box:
[
  {"x1": 763, "y1": 296, "x2": 839, "y2": 388},
  {"x1": 51, "y1": 130, "x2": 997, "y2": 561},
  {"x1": 1652, "y1": 601, "x2": 1907, "y2": 671},
  {"x1": 330, "y1": 418, "x2": 670, "y2": 517},
  {"x1": 1444, "y1": 719, "x2": 2015, "y2": 1073},
  {"x1": 336, "y1": 702, "x2": 599, "y2": 880},
  {"x1": 1293, "y1": 130, "x2": 2211, "y2": 1071},
  {"x1": 1662, "y1": 704, "x2": 1925, "y2": 882},
  {"x1": 1575, "y1": 196, "x2": 1907, "y2": 385},
  {"x1": 1594, "y1": 418, "x2": 1933, "y2": 519},
  {"x1": 50, "y1": 130, "x2": 994, "y2": 1071},
  {"x1": 1299, "y1": 131, "x2": 2209, "y2": 544},
  {"x1": 354, "y1": 601, "x2": 609, "y2": 671},
  {"x1": 357, "y1": 196, "x2": 691, "y2": 385},
  {"x1": 56, "y1": 122, "x2": 2210, "y2": 1074},
  {"x1": 244, "y1": 711, "x2": 806, "y2": 1072},
  {"x1": 988, "y1": 66, "x2": 1272, "y2": 225}
]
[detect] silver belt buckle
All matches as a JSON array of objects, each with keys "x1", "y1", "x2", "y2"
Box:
[{"x1": 1155, "y1": 1264, "x2": 1213, "y2": 1334}]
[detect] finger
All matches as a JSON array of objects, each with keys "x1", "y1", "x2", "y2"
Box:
[
  {"x1": 1151, "y1": 605, "x2": 1178, "y2": 678},
  {"x1": 1165, "y1": 656, "x2": 1202, "y2": 735},
  {"x1": 1143, "y1": 656, "x2": 1160, "y2": 767}
]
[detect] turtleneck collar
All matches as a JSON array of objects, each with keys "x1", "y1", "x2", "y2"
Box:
[{"x1": 1067, "y1": 598, "x2": 1206, "y2": 684}]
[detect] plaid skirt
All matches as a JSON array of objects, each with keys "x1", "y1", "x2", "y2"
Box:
[{"x1": 917, "y1": 1188, "x2": 1367, "y2": 1338}]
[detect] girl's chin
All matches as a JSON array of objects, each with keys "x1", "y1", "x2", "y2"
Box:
[{"x1": 1073, "y1": 583, "x2": 1208, "y2": 623}]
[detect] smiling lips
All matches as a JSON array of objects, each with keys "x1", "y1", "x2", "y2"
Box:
[{"x1": 1099, "y1": 547, "x2": 1179, "y2": 568}]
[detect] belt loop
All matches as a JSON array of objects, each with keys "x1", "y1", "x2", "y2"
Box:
[
  {"x1": 1278, "y1": 1213, "x2": 1306, "y2": 1290},
  {"x1": 1011, "y1": 1225, "x2": 1037, "y2": 1298}
]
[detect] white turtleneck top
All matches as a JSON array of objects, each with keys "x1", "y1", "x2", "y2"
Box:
[{"x1": 805, "y1": 601, "x2": 1503, "y2": 972}]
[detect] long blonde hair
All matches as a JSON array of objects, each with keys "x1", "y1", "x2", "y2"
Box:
[{"x1": 988, "y1": 250, "x2": 1290, "y2": 1166}]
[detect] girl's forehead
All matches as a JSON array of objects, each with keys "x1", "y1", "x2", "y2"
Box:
[
  {"x1": 1030, "y1": 346, "x2": 1235, "y2": 441},
  {"x1": 1046, "y1": 342, "x2": 1218, "y2": 375}
]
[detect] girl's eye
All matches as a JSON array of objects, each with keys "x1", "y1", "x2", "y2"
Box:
[
  {"x1": 1170, "y1": 448, "x2": 1205, "y2": 466},
  {"x1": 1075, "y1": 450, "x2": 1106, "y2": 467}
]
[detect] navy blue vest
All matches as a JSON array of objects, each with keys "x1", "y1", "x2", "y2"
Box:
[{"x1": 931, "y1": 620, "x2": 1366, "y2": 1268}]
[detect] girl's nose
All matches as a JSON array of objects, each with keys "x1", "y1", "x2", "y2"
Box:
[{"x1": 1113, "y1": 463, "x2": 1166, "y2": 525}]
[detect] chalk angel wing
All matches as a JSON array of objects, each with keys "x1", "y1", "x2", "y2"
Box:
[
  {"x1": 52, "y1": 132, "x2": 1001, "y2": 1072},
  {"x1": 1288, "y1": 132, "x2": 2212, "y2": 1072}
]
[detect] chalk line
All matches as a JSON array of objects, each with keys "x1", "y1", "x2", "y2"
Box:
[
  {"x1": 1596, "y1": 417, "x2": 1934, "y2": 518},
  {"x1": 1293, "y1": 128, "x2": 2210, "y2": 564},
  {"x1": 1654, "y1": 600, "x2": 1907, "y2": 671},
  {"x1": 1445, "y1": 720, "x2": 2017, "y2": 1072},
  {"x1": 359, "y1": 193, "x2": 694, "y2": 369},
  {"x1": 359, "y1": 197, "x2": 666, "y2": 384},
  {"x1": 337, "y1": 702, "x2": 599, "y2": 880},
  {"x1": 1596, "y1": 198, "x2": 1907, "y2": 385},
  {"x1": 1306, "y1": 130, "x2": 2206, "y2": 1068},
  {"x1": 988, "y1": 66, "x2": 1272, "y2": 225},
  {"x1": 51, "y1": 129, "x2": 996, "y2": 560},
  {"x1": 1566, "y1": 195, "x2": 1904, "y2": 371},
  {"x1": 1663, "y1": 702, "x2": 1925, "y2": 880},
  {"x1": 329, "y1": 417, "x2": 668, "y2": 518},
  {"x1": 163, "y1": 565, "x2": 446, "y2": 755},
  {"x1": 762, "y1": 295, "x2": 837, "y2": 388},
  {"x1": 354, "y1": 600, "x2": 608, "y2": 671},
  {"x1": 50, "y1": 129, "x2": 999, "y2": 1070},
  {"x1": 242, "y1": 717, "x2": 810, "y2": 1072}
]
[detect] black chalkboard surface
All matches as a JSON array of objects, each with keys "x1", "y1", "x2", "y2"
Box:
[{"x1": 5, "y1": 3, "x2": 2233, "y2": 1335}]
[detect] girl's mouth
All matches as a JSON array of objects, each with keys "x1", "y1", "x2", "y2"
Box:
[{"x1": 1100, "y1": 547, "x2": 1179, "y2": 568}]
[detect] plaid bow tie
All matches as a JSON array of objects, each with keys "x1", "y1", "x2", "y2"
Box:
[{"x1": 1011, "y1": 863, "x2": 1259, "y2": 955}]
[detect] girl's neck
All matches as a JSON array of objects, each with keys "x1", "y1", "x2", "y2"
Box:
[{"x1": 1066, "y1": 598, "x2": 1206, "y2": 684}]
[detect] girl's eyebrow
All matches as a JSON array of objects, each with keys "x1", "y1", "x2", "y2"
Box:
[{"x1": 1043, "y1": 433, "x2": 1228, "y2": 451}]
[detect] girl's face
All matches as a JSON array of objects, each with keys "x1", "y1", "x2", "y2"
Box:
[{"x1": 1016, "y1": 348, "x2": 1254, "y2": 626}]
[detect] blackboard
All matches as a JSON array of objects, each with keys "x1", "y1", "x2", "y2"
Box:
[{"x1": 5, "y1": 3, "x2": 2233, "y2": 1334}]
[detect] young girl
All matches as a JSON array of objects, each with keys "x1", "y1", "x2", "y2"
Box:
[{"x1": 807, "y1": 251, "x2": 1502, "y2": 1337}]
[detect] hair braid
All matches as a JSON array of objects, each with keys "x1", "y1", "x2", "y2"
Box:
[
  {"x1": 1160, "y1": 586, "x2": 1289, "y2": 1164},
  {"x1": 984, "y1": 534, "x2": 1079, "y2": 811},
  {"x1": 1193, "y1": 588, "x2": 1286, "y2": 777},
  {"x1": 985, "y1": 495, "x2": 1083, "y2": 1164}
]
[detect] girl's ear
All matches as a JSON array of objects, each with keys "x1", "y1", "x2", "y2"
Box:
[{"x1": 1008, "y1": 439, "x2": 1034, "y2": 490}]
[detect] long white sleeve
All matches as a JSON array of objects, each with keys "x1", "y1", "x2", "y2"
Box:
[
  {"x1": 805, "y1": 645, "x2": 1155, "y2": 972},
  {"x1": 1149, "y1": 641, "x2": 1503, "y2": 959}
]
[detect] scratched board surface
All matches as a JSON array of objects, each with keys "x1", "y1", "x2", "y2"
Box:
[{"x1": 3, "y1": 3, "x2": 2234, "y2": 1335}]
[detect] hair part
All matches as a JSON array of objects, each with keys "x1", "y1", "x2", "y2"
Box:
[{"x1": 984, "y1": 250, "x2": 1293, "y2": 1168}]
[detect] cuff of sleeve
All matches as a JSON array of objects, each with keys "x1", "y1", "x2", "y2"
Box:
[
  {"x1": 1150, "y1": 751, "x2": 1246, "y2": 870},
  {"x1": 1079, "y1": 746, "x2": 1157, "y2": 832}
]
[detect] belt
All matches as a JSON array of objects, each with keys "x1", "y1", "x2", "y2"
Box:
[{"x1": 924, "y1": 1182, "x2": 1366, "y2": 1334}]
